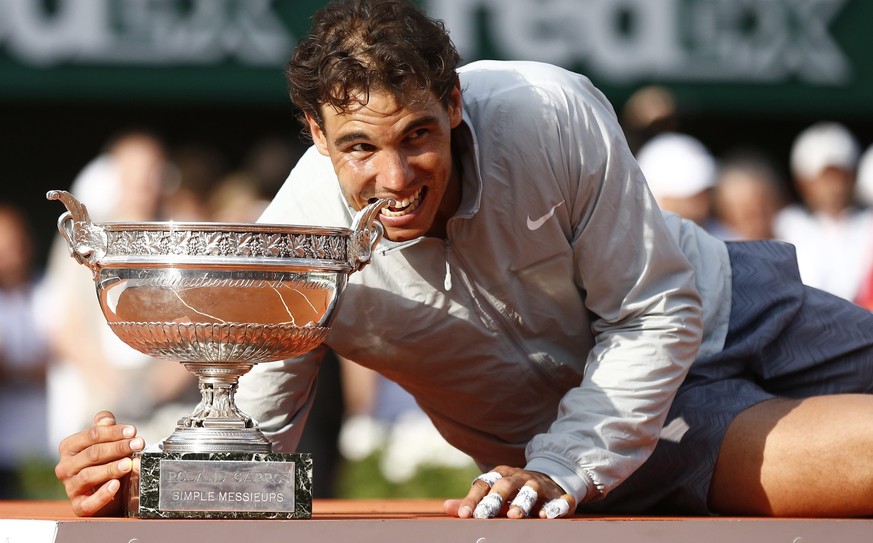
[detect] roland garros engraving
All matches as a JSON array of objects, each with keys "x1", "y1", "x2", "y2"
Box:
[{"x1": 159, "y1": 460, "x2": 296, "y2": 513}]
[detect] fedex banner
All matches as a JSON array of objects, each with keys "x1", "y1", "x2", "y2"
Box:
[
  {"x1": 0, "y1": 0, "x2": 869, "y2": 113},
  {"x1": 435, "y1": 0, "x2": 852, "y2": 85}
]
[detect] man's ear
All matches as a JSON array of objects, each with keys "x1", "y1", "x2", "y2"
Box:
[
  {"x1": 447, "y1": 78, "x2": 463, "y2": 129},
  {"x1": 306, "y1": 113, "x2": 330, "y2": 156}
]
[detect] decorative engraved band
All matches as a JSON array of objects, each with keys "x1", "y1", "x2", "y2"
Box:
[{"x1": 104, "y1": 229, "x2": 349, "y2": 262}]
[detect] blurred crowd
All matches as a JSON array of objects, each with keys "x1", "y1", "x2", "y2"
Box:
[
  {"x1": 4, "y1": 85, "x2": 873, "y2": 498},
  {"x1": 625, "y1": 86, "x2": 873, "y2": 310}
]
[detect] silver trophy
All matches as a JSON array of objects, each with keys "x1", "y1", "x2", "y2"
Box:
[{"x1": 48, "y1": 189, "x2": 390, "y2": 519}]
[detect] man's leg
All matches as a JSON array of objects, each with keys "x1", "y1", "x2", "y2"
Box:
[
  {"x1": 709, "y1": 394, "x2": 873, "y2": 517},
  {"x1": 583, "y1": 242, "x2": 873, "y2": 515}
]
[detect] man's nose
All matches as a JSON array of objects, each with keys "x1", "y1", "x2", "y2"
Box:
[{"x1": 377, "y1": 151, "x2": 414, "y2": 191}]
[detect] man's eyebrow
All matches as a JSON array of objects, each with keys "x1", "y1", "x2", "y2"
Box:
[
  {"x1": 334, "y1": 132, "x2": 368, "y2": 148},
  {"x1": 332, "y1": 115, "x2": 440, "y2": 148},
  {"x1": 404, "y1": 115, "x2": 440, "y2": 133}
]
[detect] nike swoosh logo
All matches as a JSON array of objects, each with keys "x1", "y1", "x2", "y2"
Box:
[{"x1": 526, "y1": 200, "x2": 565, "y2": 231}]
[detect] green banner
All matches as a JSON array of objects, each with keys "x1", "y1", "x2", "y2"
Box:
[{"x1": 0, "y1": 0, "x2": 870, "y2": 116}]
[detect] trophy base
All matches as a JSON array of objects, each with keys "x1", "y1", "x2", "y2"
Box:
[{"x1": 126, "y1": 451, "x2": 312, "y2": 519}]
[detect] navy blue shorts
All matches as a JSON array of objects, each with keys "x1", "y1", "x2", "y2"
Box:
[{"x1": 583, "y1": 240, "x2": 873, "y2": 514}]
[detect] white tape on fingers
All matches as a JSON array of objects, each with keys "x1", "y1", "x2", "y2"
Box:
[
  {"x1": 472, "y1": 471, "x2": 502, "y2": 488},
  {"x1": 509, "y1": 485, "x2": 538, "y2": 517},
  {"x1": 542, "y1": 498, "x2": 570, "y2": 519},
  {"x1": 473, "y1": 493, "x2": 504, "y2": 519}
]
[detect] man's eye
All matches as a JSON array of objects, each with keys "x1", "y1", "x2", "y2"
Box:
[
  {"x1": 349, "y1": 143, "x2": 375, "y2": 153},
  {"x1": 409, "y1": 128, "x2": 429, "y2": 140},
  {"x1": 402, "y1": 129, "x2": 430, "y2": 147}
]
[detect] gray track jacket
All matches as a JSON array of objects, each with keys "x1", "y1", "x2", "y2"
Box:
[{"x1": 237, "y1": 60, "x2": 732, "y2": 505}]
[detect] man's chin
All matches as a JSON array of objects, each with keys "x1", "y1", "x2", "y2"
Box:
[
  {"x1": 381, "y1": 223, "x2": 429, "y2": 242},
  {"x1": 383, "y1": 230, "x2": 422, "y2": 243}
]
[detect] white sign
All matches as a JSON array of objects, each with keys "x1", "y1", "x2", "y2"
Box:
[
  {"x1": 428, "y1": 0, "x2": 852, "y2": 84},
  {"x1": 0, "y1": 0, "x2": 292, "y2": 65}
]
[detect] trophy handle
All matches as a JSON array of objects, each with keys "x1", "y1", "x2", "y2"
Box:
[
  {"x1": 46, "y1": 189, "x2": 108, "y2": 274},
  {"x1": 348, "y1": 198, "x2": 393, "y2": 271}
]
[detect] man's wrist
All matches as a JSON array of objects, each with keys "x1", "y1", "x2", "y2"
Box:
[{"x1": 525, "y1": 457, "x2": 593, "y2": 506}]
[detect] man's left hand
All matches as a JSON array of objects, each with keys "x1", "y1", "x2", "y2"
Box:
[{"x1": 443, "y1": 466, "x2": 576, "y2": 519}]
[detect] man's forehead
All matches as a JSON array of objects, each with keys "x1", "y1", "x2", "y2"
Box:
[{"x1": 323, "y1": 86, "x2": 440, "y2": 119}]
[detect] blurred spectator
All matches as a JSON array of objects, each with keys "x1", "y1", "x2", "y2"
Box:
[
  {"x1": 40, "y1": 130, "x2": 197, "y2": 448},
  {"x1": 0, "y1": 204, "x2": 52, "y2": 498},
  {"x1": 208, "y1": 171, "x2": 270, "y2": 222},
  {"x1": 712, "y1": 153, "x2": 786, "y2": 241},
  {"x1": 162, "y1": 143, "x2": 226, "y2": 222},
  {"x1": 855, "y1": 144, "x2": 873, "y2": 209},
  {"x1": 773, "y1": 122, "x2": 873, "y2": 301},
  {"x1": 621, "y1": 85, "x2": 679, "y2": 154},
  {"x1": 636, "y1": 132, "x2": 719, "y2": 230},
  {"x1": 853, "y1": 145, "x2": 873, "y2": 311},
  {"x1": 67, "y1": 129, "x2": 174, "y2": 222},
  {"x1": 242, "y1": 137, "x2": 302, "y2": 200}
]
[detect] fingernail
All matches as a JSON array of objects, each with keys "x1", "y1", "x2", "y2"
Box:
[
  {"x1": 96, "y1": 417, "x2": 115, "y2": 426},
  {"x1": 458, "y1": 505, "x2": 472, "y2": 518},
  {"x1": 129, "y1": 437, "x2": 144, "y2": 451},
  {"x1": 117, "y1": 457, "x2": 132, "y2": 472},
  {"x1": 122, "y1": 426, "x2": 135, "y2": 438},
  {"x1": 107, "y1": 479, "x2": 120, "y2": 494}
]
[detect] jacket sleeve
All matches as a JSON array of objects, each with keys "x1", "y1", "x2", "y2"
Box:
[
  {"x1": 235, "y1": 345, "x2": 327, "y2": 452},
  {"x1": 520, "y1": 69, "x2": 704, "y2": 505}
]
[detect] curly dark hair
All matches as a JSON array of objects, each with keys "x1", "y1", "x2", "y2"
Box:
[{"x1": 286, "y1": 0, "x2": 461, "y2": 139}]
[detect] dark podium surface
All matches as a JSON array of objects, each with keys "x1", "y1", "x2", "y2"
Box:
[{"x1": 2, "y1": 499, "x2": 873, "y2": 542}]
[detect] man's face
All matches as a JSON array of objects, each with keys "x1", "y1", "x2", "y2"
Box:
[
  {"x1": 797, "y1": 165, "x2": 856, "y2": 217},
  {"x1": 307, "y1": 83, "x2": 463, "y2": 242}
]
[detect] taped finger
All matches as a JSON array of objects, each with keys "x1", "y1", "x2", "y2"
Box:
[
  {"x1": 542, "y1": 497, "x2": 571, "y2": 519},
  {"x1": 473, "y1": 493, "x2": 504, "y2": 518},
  {"x1": 509, "y1": 485, "x2": 538, "y2": 517},
  {"x1": 472, "y1": 471, "x2": 502, "y2": 488}
]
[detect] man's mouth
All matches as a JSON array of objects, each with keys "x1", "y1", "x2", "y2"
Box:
[{"x1": 380, "y1": 187, "x2": 424, "y2": 217}]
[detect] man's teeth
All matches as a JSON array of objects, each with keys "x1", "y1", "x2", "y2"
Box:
[{"x1": 380, "y1": 188, "x2": 423, "y2": 217}]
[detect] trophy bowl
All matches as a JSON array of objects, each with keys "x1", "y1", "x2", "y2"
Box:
[{"x1": 48, "y1": 190, "x2": 390, "y2": 455}]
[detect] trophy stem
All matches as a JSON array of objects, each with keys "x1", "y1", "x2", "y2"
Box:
[
  {"x1": 161, "y1": 362, "x2": 273, "y2": 454},
  {"x1": 185, "y1": 377, "x2": 248, "y2": 428}
]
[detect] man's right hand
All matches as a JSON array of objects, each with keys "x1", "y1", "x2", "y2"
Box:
[{"x1": 55, "y1": 410, "x2": 145, "y2": 517}]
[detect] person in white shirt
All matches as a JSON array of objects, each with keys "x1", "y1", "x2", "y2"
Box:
[{"x1": 774, "y1": 122, "x2": 873, "y2": 301}]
